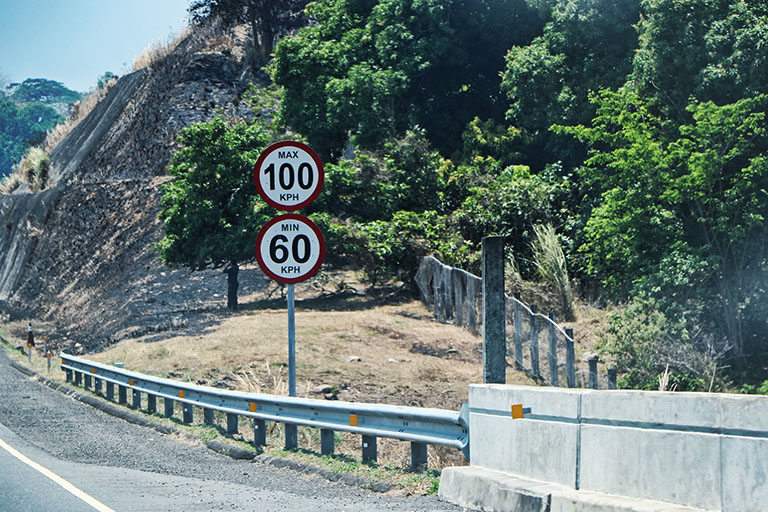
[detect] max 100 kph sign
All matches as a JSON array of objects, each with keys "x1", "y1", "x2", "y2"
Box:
[
  {"x1": 254, "y1": 141, "x2": 324, "y2": 211},
  {"x1": 255, "y1": 214, "x2": 325, "y2": 284}
]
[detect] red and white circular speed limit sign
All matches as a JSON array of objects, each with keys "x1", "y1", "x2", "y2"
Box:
[
  {"x1": 255, "y1": 214, "x2": 326, "y2": 284},
  {"x1": 254, "y1": 141, "x2": 324, "y2": 211}
]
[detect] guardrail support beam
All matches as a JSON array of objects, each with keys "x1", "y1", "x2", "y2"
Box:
[
  {"x1": 183, "y1": 403, "x2": 194, "y2": 424},
  {"x1": 94, "y1": 378, "x2": 102, "y2": 394},
  {"x1": 204, "y1": 408, "x2": 214, "y2": 426},
  {"x1": 118, "y1": 385, "x2": 127, "y2": 405},
  {"x1": 254, "y1": 419, "x2": 266, "y2": 446},
  {"x1": 106, "y1": 382, "x2": 114, "y2": 401},
  {"x1": 411, "y1": 442, "x2": 428, "y2": 471},
  {"x1": 132, "y1": 389, "x2": 141, "y2": 409},
  {"x1": 65, "y1": 369, "x2": 72, "y2": 382},
  {"x1": 321, "y1": 429, "x2": 334, "y2": 455},
  {"x1": 227, "y1": 413, "x2": 238, "y2": 434},
  {"x1": 362, "y1": 435, "x2": 377, "y2": 464},
  {"x1": 84, "y1": 374, "x2": 92, "y2": 389},
  {"x1": 147, "y1": 394, "x2": 157, "y2": 414},
  {"x1": 285, "y1": 425, "x2": 298, "y2": 450},
  {"x1": 164, "y1": 398, "x2": 174, "y2": 418},
  {"x1": 74, "y1": 372, "x2": 82, "y2": 387}
]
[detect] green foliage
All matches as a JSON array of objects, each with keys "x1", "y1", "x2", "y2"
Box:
[
  {"x1": 501, "y1": 0, "x2": 640, "y2": 169},
  {"x1": 559, "y1": 89, "x2": 768, "y2": 359},
  {"x1": 0, "y1": 96, "x2": 62, "y2": 177},
  {"x1": 270, "y1": 0, "x2": 542, "y2": 160},
  {"x1": 10, "y1": 78, "x2": 81, "y2": 104},
  {"x1": 156, "y1": 116, "x2": 273, "y2": 269},
  {"x1": 96, "y1": 72, "x2": 118, "y2": 90},
  {"x1": 14, "y1": 147, "x2": 51, "y2": 192},
  {"x1": 531, "y1": 224, "x2": 574, "y2": 320}
]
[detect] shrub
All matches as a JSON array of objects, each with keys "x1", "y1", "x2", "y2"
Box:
[{"x1": 531, "y1": 224, "x2": 574, "y2": 320}]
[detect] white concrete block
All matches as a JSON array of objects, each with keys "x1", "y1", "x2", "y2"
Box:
[{"x1": 721, "y1": 435, "x2": 768, "y2": 511}]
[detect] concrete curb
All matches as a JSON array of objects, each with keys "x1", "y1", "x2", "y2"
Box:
[
  {"x1": 6, "y1": 356, "x2": 393, "y2": 493},
  {"x1": 439, "y1": 467, "x2": 709, "y2": 512}
]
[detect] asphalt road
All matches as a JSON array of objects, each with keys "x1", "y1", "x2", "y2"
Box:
[{"x1": 0, "y1": 349, "x2": 465, "y2": 511}]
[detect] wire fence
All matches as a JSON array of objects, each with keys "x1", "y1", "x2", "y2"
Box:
[{"x1": 415, "y1": 256, "x2": 616, "y2": 389}]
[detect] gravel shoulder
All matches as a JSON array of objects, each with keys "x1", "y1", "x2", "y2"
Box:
[{"x1": 0, "y1": 348, "x2": 465, "y2": 511}]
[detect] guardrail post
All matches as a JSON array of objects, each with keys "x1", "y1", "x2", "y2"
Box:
[
  {"x1": 513, "y1": 294, "x2": 523, "y2": 370},
  {"x1": 94, "y1": 378, "x2": 102, "y2": 394},
  {"x1": 548, "y1": 312, "x2": 559, "y2": 386},
  {"x1": 285, "y1": 424, "x2": 298, "y2": 450},
  {"x1": 254, "y1": 419, "x2": 267, "y2": 447},
  {"x1": 183, "y1": 403, "x2": 194, "y2": 424},
  {"x1": 164, "y1": 398, "x2": 174, "y2": 418},
  {"x1": 320, "y1": 429, "x2": 334, "y2": 455},
  {"x1": 147, "y1": 394, "x2": 157, "y2": 414},
  {"x1": 118, "y1": 385, "x2": 127, "y2": 405},
  {"x1": 106, "y1": 382, "x2": 114, "y2": 401},
  {"x1": 227, "y1": 413, "x2": 239, "y2": 434},
  {"x1": 411, "y1": 442, "x2": 428, "y2": 471},
  {"x1": 84, "y1": 374, "x2": 92, "y2": 389},
  {"x1": 132, "y1": 389, "x2": 141, "y2": 409},
  {"x1": 565, "y1": 327, "x2": 576, "y2": 388},
  {"x1": 482, "y1": 236, "x2": 506, "y2": 384},
  {"x1": 65, "y1": 369, "x2": 72, "y2": 383},
  {"x1": 362, "y1": 435, "x2": 377, "y2": 464},
  {"x1": 203, "y1": 408, "x2": 214, "y2": 425},
  {"x1": 74, "y1": 371, "x2": 82, "y2": 387},
  {"x1": 608, "y1": 368, "x2": 617, "y2": 389},
  {"x1": 530, "y1": 305, "x2": 540, "y2": 379},
  {"x1": 588, "y1": 354, "x2": 599, "y2": 389}
]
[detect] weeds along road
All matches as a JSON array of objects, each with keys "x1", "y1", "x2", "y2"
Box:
[{"x1": 0, "y1": 349, "x2": 464, "y2": 511}]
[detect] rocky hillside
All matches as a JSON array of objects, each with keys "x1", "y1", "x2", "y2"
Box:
[{"x1": 0, "y1": 24, "x2": 270, "y2": 352}]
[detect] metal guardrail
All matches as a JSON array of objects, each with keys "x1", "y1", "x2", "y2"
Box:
[{"x1": 60, "y1": 353, "x2": 469, "y2": 468}]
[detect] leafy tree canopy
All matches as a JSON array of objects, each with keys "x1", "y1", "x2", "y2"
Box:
[
  {"x1": 270, "y1": 0, "x2": 542, "y2": 161},
  {"x1": 10, "y1": 78, "x2": 81, "y2": 104}
]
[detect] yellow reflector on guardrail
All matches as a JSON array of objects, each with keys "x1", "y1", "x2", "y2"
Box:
[
  {"x1": 249, "y1": 403, "x2": 257, "y2": 412},
  {"x1": 350, "y1": 414, "x2": 359, "y2": 426},
  {"x1": 511, "y1": 404, "x2": 524, "y2": 419},
  {"x1": 178, "y1": 390, "x2": 185, "y2": 398},
  {"x1": 128, "y1": 379, "x2": 134, "y2": 386}
]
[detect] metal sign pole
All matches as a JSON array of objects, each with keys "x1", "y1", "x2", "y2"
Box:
[{"x1": 287, "y1": 283, "x2": 296, "y2": 397}]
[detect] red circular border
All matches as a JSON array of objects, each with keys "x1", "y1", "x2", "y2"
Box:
[
  {"x1": 254, "y1": 141, "x2": 325, "y2": 211},
  {"x1": 255, "y1": 214, "x2": 326, "y2": 284}
]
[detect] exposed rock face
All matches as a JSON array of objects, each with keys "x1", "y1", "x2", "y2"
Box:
[{"x1": 0, "y1": 27, "x2": 268, "y2": 351}]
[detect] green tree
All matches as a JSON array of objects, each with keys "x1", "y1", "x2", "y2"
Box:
[
  {"x1": 270, "y1": 0, "x2": 541, "y2": 160},
  {"x1": 11, "y1": 78, "x2": 81, "y2": 104},
  {"x1": 558, "y1": 89, "x2": 768, "y2": 362},
  {"x1": 156, "y1": 116, "x2": 272, "y2": 309}
]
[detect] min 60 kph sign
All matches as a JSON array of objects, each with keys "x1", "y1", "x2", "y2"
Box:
[{"x1": 255, "y1": 214, "x2": 325, "y2": 284}]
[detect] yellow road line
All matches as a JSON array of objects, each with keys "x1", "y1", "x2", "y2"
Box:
[{"x1": 0, "y1": 435, "x2": 117, "y2": 512}]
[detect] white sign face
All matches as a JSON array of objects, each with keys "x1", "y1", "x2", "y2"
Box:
[
  {"x1": 255, "y1": 214, "x2": 326, "y2": 284},
  {"x1": 254, "y1": 141, "x2": 324, "y2": 211}
]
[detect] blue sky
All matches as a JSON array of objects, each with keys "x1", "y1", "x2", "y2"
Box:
[{"x1": 0, "y1": 0, "x2": 189, "y2": 92}]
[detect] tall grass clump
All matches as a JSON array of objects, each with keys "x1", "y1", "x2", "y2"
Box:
[
  {"x1": 532, "y1": 223, "x2": 574, "y2": 321},
  {"x1": 0, "y1": 147, "x2": 50, "y2": 193},
  {"x1": 132, "y1": 27, "x2": 190, "y2": 72}
]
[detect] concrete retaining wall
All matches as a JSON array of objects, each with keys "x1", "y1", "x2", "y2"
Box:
[{"x1": 441, "y1": 385, "x2": 767, "y2": 511}]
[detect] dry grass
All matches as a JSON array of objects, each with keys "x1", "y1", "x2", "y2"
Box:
[{"x1": 132, "y1": 27, "x2": 191, "y2": 72}]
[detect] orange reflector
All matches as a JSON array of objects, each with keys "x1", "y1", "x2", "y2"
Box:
[
  {"x1": 249, "y1": 403, "x2": 257, "y2": 412},
  {"x1": 90, "y1": 368, "x2": 96, "y2": 374},
  {"x1": 178, "y1": 390, "x2": 185, "y2": 398},
  {"x1": 129, "y1": 378, "x2": 134, "y2": 386},
  {"x1": 511, "y1": 404, "x2": 524, "y2": 419},
  {"x1": 350, "y1": 414, "x2": 359, "y2": 426}
]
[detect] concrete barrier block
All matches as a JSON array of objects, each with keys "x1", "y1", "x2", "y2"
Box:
[
  {"x1": 470, "y1": 410, "x2": 578, "y2": 487},
  {"x1": 714, "y1": 394, "x2": 768, "y2": 432},
  {"x1": 470, "y1": 384, "x2": 581, "y2": 419},
  {"x1": 721, "y1": 435, "x2": 768, "y2": 511},
  {"x1": 579, "y1": 425, "x2": 721, "y2": 510},
  {"x1": 439, "y1": 466, "x2": 552, "y2": 512}
]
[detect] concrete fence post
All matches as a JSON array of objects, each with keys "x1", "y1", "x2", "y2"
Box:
[
  {"x1": 565, "y1": 327, "x2": 576, "y2": 388},
  {"x1": 548, "y1": 312, "x2": 559, "y2": 386},
  {"x1": 608, "y1": 368, "x2": 618, "y2": 389},
  {"x1": 588, "y1": 354, "x2": 599, "y2": 389},
  {"x1": 482, "y1": 236, "x2": 506, "y2": 384},
  {"x1": 362, "y1": 435, "x2": 377, "y2": 464},
  {"x1": 529, "y1": 305, "x2": 540, "y2": 379},
  {"x1": 513, "y1": 294, "x2": 523, "y2": 371}
]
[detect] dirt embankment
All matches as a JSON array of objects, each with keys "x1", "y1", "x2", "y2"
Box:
[{"x1": 2, "y1": 24, "x2": 262, "y2": 352}]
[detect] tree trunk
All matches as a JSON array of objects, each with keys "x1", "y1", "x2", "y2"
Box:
[{"x1": 225, "y1": 262, "x2": 239, "y2": 311}]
